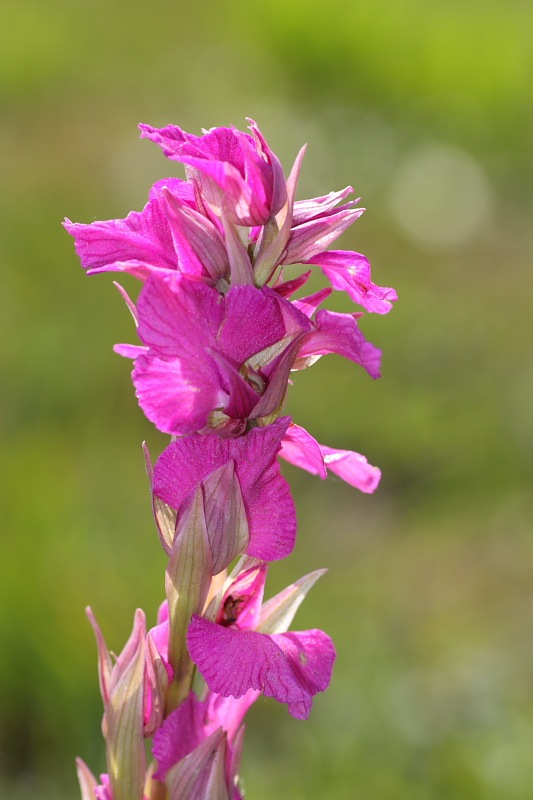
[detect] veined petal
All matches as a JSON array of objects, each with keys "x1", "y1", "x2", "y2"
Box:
[
  {"x1": 76, "y1": 758, "x2": 99, "y2": 800},
  {"x1": 64, "y1": 178, "x2": 189, "y2": 277},
  {"x1": 201, "y1": 461, "x2": 250, "y2": 573},
  {"x1": 279, "y1": 422, "x2": 381, "y2": 493},
  {"x1": 187, "y1": 617, "x2": 336, "y2": 720},
  {"x1": 160, "y1": 188, "x2": 229, "y2": 281},
  {"x1": 86, "y1": 607, "x2": 113, "y2": 707},
  {"x1": 305, "y1": 250, "x2": 398, "y2": 314},
  {"x1": 291, "y1": 186, "x2": 355, "y2": 225},
  {"x1": 320, "y1": 445, "x2": 382, "y2": 494},
  {"x1": 136, "y1": 274, "x2": 223, "y2": 359},
  {"x1": 253, "y1": 144, "x2": 306, "y2": 285},
  {"x1": 153, "y1": 419, "x2": 296, "y2": 562},
  {"x1": 283, "y1": 206, "x2": 364, "y2": 265},
  {"x1": 165, "y1": 485, "x2": 213, "y2": 685},
  {"x1": 165, "y1": 727, "x2": 229, "y2": 800},
  {"x1": 152, "y1": 692, "x2": 206, "y2": 780},
  {"x1": 104, "y1": 610, "x2": 147, "y2": 800},
  {"x1": 133, "y1": 352, "x2": 226, "y2": 436},
  {"x1": 295, "y1": 309, "x2": 382, "y2": 379},
  {"x1": 278, "y1": 422, "x2": 327, "y2": 479},
  {"x1": 143, "y1": 632, "x2": 169, "y2": 736},
  {"x1": 257, "y1": 569, "x2": 327, "y2": 635}
]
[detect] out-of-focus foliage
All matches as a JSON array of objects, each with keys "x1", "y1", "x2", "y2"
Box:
[{"x1": 1, "y1": 1, "x2": 532, "y2": 798}]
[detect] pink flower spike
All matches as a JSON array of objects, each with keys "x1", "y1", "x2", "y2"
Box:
[
  {"x1": 305, "y1": 249, "x2": 398, "y2": 314},
  {"x1": 187, "y1": 617, "x2": 336, "y2": 720}
]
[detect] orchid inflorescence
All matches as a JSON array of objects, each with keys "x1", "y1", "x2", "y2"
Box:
[{"x1": 65, "y1": 119, "x2": 397, "y2": 800}]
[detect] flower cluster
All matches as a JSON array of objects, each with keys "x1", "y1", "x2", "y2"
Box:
[{"x1": 66, "y1": 119, "x2": 396, "y2": 800}]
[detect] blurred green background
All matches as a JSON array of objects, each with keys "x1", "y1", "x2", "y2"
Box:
[{"x1": 1, "y1": 0, "x2": 532, "y2": 798}]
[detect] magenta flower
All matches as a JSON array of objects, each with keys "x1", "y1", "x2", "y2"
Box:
[
  {"x1": 187, "y1": 561, "x2": 336, "y2": 720},
  {"x1": 139, "y1": 119, "x2": 287, "y2": 227},
  {"x1": 117, "y1": 273, "x2": 311, "y2": 435},
  {"x1": 116, "y1": 273, "x2": 381, "y2": 437},
  {"x1": 153, "y1": 418, "x2": 296, "y2": 563},
  {"x1": 151, "y1": 690, "x2": 255, "y2": 799}
]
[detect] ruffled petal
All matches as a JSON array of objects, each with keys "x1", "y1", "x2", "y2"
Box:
[{"x1": 187, "y1": 616, "x2": 336, "y2": 720}]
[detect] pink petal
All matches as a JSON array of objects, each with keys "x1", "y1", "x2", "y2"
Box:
[
  {"x1": 133, "y1": 352, "x2": 226, "y2": 435},
  {"x1": 296, "y1": 309, "x2": 382, "y2": 379},
  {"x1": 219, "y1": 285, "x2": 308, "y2": 366},
  {"x1": 153, "y1": 420, "x2": 296, "y2": 562},
  {"x1": 279, "y1": 423, "x2": 381, "y2": 493},
  {"x1": 305, "y1": 250, "x2": 398, "y2": 314},
  {"x1": 136, "y1": 274, "x2": 223, "y2": 359},
  {"x1": 278, "y1": 423, "x2": 327, "y2": 479},
  {"x1": 205, "y1": 689, "x2": 260, "y2": 744},
  {"x1": 273, "y1": 270, "x2": 311, "y2": 298},
  {"x1": 152, "y1": 692, "x2": 206, "y2": 779},
  {"x1": 215, "y1": 562, "x2": 268, "y2": 631},
  {"x1": 160, "y1": 188, "x2": 229, "y2": 281},
  {"x1": 284, "y1": 206, "x2": 364, "y2": 264},
  {"x1": 292, "y1": 288, "x2": 332, "y2": 319},
  {"x1": 291, "y1": 186, "x2": 355, "y2": 225},
  {"x1": 187, "y1": 616, "x2": 336, "y2": 720},
  {"x1": 64, "y1": 179, "x2": 188, "y2": 277},
  {"x1": 320, "y1": 445, "x2": 382, "y2": 494}
]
